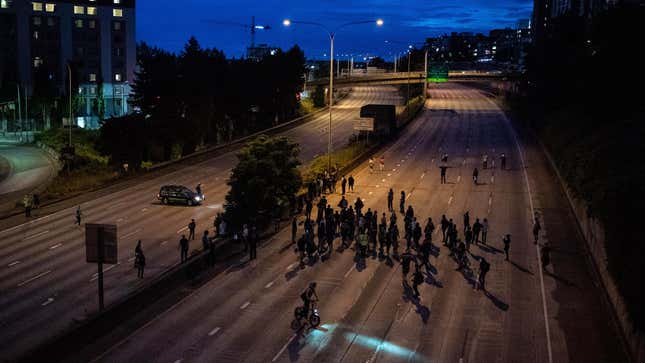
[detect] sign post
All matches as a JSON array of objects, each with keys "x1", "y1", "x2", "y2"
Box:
[{"x1": 85, "y1": 223, "x2": 117, "y2": 311}]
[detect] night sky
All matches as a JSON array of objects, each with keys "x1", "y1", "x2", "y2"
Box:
[{"x1": 137, "y1": 0, "x2": 533, "y2": 60}]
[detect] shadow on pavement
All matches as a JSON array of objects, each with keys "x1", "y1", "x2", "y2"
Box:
[
  {"x1": 484, "y1": 290, "x2": 509, "y2": 311},
  {"x1": 510, "y1": 260, "x2": 534, "y2": 275}
]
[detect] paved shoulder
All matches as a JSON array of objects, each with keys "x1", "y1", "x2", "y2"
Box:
[{"x1": 0, "y1": 144, "x2": 56, "y2": 209}]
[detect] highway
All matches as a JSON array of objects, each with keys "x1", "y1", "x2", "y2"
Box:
[
  {"x1": 94, "y1": 82, "x2": 625, "y2": 362},
  {"x1": 0, "y1": 86, "x2": 402, "y2": 359}
]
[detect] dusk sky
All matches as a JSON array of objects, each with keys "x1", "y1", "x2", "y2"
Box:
[{"x1": 137, "y1": 0, "x2": 534, "y2": 60}]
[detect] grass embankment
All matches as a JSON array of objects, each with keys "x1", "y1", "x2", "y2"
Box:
[{"x1": 35, "y1": 128, "x2": 117, "y2": 201}]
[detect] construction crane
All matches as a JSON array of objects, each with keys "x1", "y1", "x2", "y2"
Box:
[{"x1": 201, "y1": 16, "x2": 271, "y2": 59}]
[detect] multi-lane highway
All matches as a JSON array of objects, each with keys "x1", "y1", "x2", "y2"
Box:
[
  {"x1": 94, "y1": 82, "x2": 625, "y2": 362},
  {"x1": 0, "y1": 86, "x2": 402, "y2": 359}
]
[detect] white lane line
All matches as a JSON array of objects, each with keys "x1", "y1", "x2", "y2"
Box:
[
  {"x1": 2, "y1": 214, "x2": 51, "y2": 234},
  {"x1": 141, "y1": 208, "x2": 148, "y2": 212},
  {"x1": 375, "y1": 185, "x2": 380, "y2": 188},
  {"x1": 287, "y1": 262, "x2": 298, "y2": 270},
  {"x1": 90, "y1": 264, "x2": 118, "y2": 281},
  {"x1": 121, "y1": 229, "x2": 141, "y2": 239},
  {"x1": 173, "y1": 360, "x2": 182, "y2": 363},
  {"x1": 387, "y1": 173, "x2": 392, "y2": 177},
  {"x1": 508, "y1": 109, "x2": 554, "y2": 363},
  {"x1": 265, "y1": 280, "x2": 275, "y2": 289},
  {"x1": 392, "y1": 168, "x2": 396, "y2": 172},
  {"x1": 462, "y1": 159, "x2": 466, "y2": 166},
  {"x1": 127, "y1": 257, "x2": 135, "y2": 262},
  {"x1": 431, "y1": 158, "x2": 435, "y2": 164},
  {"x1": 24, "y1": 230, "x2": 49, "y2": 240},
  {"x1": 406, "y1": 192, "x2": 413, "y2": 200},
  {"x1": 17, "y1": 270, "x2": 51, "y2": 287},
  {"x1": 381, "y1": 179, "x2": 386, "y2": 182},
  {"x1": 116, "y1": 218, "x2": 124, "y2": 223},
  {"x1": 401, "y1": 160, "x2": 404, "y2": 162},
  {"x1": 491, "y1": 176, "x2": 495, "y2": 184},
  {"x1": 177, "y1": 226, "x2": 188, "y2": 234},
  {"x1": 272, "y1": 334, "x2": 297, "y2": 362},
  {"x1": 160, "y1": 240, "x2": 168, "y2": 246},
  {"x1": 8, "y1": 260, "x2": 21, "y2": 267},
  {"x1": 448, "y1": 196, "x2": 454, "y2": 205},
  {"x1": 457, "y1": 175, "x2": 461, "y2": 183},
  {"x1": 49, "y1": 243, "x2": 63, "y2": 250},
  {"x1": 41, "y1": 297, "x2": 55, "y2": 306},
  {"x1": 368, "y1": 191, "x2": 373, "y2": 195},
  {"x1": 240, "y1": 301, "x2": 250, "y2": 310},
  {"x1": 421, "y1": 173, "x2": 425, "y2": 179},
  {"x1": 396, "y1": 164, "x2": 400, "y2": 167},
  {"x1": 208, "y1": 327, "x2": 221, "y2": 336},
  {"x1": 488, "y1": 196, "x2": 493, "y2": 205},
  {"x1": 344, "y1": 266, "x2": 354, "y2": 278}
]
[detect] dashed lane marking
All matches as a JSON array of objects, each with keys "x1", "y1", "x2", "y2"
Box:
[
  {"x1": 265, "y1": 280, "x2": 275, "y2": 289},
  {"x1": 287, "y1": 262, "x2": 298, "y2": 270},
  {"x1": 141, "y1": 208, "x2": 148, "y2": 212},
  {"x1": 421, "y1": 173, "x2": 425, "y2": 179},
  {"x1": 387, "y1": 173, "x2": 392, "y2": 177},
  {"x1": 116, "y1": 218, "x2": 124, "y2": 223},
  {"x1": 90, "y1": 264, "x2": 119, "y2": 282},
  {"x1": 344, "y1": 266, "x2": 354, "y2": 278},
  {"x1": 177, "y1": 226, "x2": 188, "y2": 234},
  {"x1": 368, "y1": 191, "x2": 373, "y2": 195},
  {"x1": 448, "y1": 196, "x2": 454, "y2": 205},
  {"x1": 272, "y1": 334, "x2": 297, "y2": 362},
  {"x1": 17, "y1": 270, "x2": 51, "y2": 287},
  {"x1": 41, "y1": 297, "x2": 54, "y2": 306},
  {"x1": 381, "y1": 179, "x2": 386, "y2": 182},
  {"x1": 49, "y1": 243, "x2": 63, "y2": 250},
  {"x1": 173, "y1": 360, "x2": 182, "y2": 363},
  {"x1": 208, "y1": 327, "x2": 221, "y2": 336},
  {"x1": 406, "y1": 192, "x2": 413, "y2": 200},
  {"x1": 462, "y1": 159, "x2": 466, "y2": 166},
  {"x1": 160, "y1": 240, "x2": 168, "y2": 246},
  {"x1": 491, "y1": 176, "x2": 495, "y2": 184},
  {"x1": 24, "y1": 230, "x2": 49, "y2": 240},
  {"x1": 121, "y1": 229, "x2": 141, "y2": 239},
  {"x1": 240, "y1": 301, "x2": 250, "y2": 310},
  {"x1": 8, "y1": 261, "x2": 21, "y2": 267}
]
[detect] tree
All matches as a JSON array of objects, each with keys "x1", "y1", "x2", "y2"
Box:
[
  {"x1": 97, "y1": 114, "x2": 148, "y2": 168},
  {"x1": 224, "y1": 135, "x2": 302, "y2": 231}
]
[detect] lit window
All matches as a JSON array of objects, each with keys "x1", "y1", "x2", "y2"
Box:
[
  {"x1": 88, "y1": 20, "x2": 96, "y2": 29},
  {"x1": 114, "y1": 73, "x2": 122, "y2": 82},
  {"x1": 90, "y1": 86, "x2": 96, "y2": 95},
  {"x1": 45, "y1": 3, "x2": 54, "y2": 12},
  {"x1": 1, "y1": 0, "x2": 8, "y2": 9},
  {"x1": 33, "y1": 57, "x2": 43, "y2": 67},
  {"x1": 33, "y1": 30, "x2": 39, "y2": 39},
  {"x1": 47, "y1": 17, "x2": 54, "y2": 26},
  {"x1": 75, "y1": 19, "x2": 83, "y2": 28},
  {"x1": 73, "y1": 5, "x2": 84, "y2": 14},
  {"x1": 33, "y1": 16, "x2": 41, "y2": 25},
  {"x1": 33, "y1": 2, "x2": 43, "y2": 11},
  {"x1": 113, "y1": 0, "x2": 120, "y2": 3},
  {"x1": 89, "y1": 73, "x2": 96, "y2": 82},
  {"x1": 113, "y1": 21, "x2": 122, "y2": 30},
  {"x1": 87, "y1": 7, "x2": 96, "y2": 15},
  {"x1": 113, "y1": 8, "x2": 123, "y2": 17}
]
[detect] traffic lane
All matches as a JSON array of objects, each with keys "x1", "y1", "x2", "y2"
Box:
[
  {"x1": 0, "y1": 87, "x2": 393, "y2": 358},
  {"x1": 0, "y1": 145, "x2": 55, "y2": 197}
]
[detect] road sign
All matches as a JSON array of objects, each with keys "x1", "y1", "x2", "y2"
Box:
[
  {"x1": 354, "y1": 118, "x2": 374, "y2": 131},
  {"x1": 85, "y1": 223, "x2": 118, "y2": 264}
]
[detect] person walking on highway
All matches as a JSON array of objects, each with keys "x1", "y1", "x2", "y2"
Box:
[
  {"x1": 399, "y1": 191, "x2": 406, "y2": 214},
  {"x1": 387, "y1": 188, "x2": 394, "y2": 211},
  {"x1": 292, "y1": 217, "x2": 298, "y2": 244},
  {"x1": 33, "y1": 194, "x2": 40, "y2": 209},
  {"x1": 541, "y1": 242, "x2": 551, "y2": 271},
  {"x1": 472, "y1": 218, "x2": 482, "y2": 244},
  {"x1": 477, "y1": 257, "x2": 490, "y2": 291},
  {"x1": 202, "y1": 230, "x2": 211, "y2": 251},
  {"x1": 482, "y1": 218, "x2": 489, "y2": 244},
  {"x1": 413, "y1": 222, "x2": 422, "y2": 249},
  {"x1": 464, "y1": 226, "x2": 473, "y2": 251},
  {"x1": 472, "y1": 168, "x2": 479, "y2": 185},
  {"x1": 348, "y1": 175, "x2": 355, "y2": 192},
  {"x1": 369, "y1": 158, "x2": 374, "y2": 173},
  {"x1": 440, "y1": 165, "x2": 448, "y2": 184},
  {"x1": 179, "y1": 234, "x2": 189, "y2": 263},
  {"x1": 500, "y1": 153, "x2": 507, "y2": 170},
  {"x1": 188, "y1": 219, "x2": 196, "y2": 240},
  {"x1": 440, "y1": 215, "x2": 449, "y2": 244},
  {"x1": 136, "y1": 250, "x2": 146, "y2": 278},
  {"x1": 341, "y1": 176, "x2": 347, "y2": 195},
  {"x1": 75, "y1": 206, "x2": 82, "y2": 226},
  {"x1": 503, "y1": 234, "x2": 511, "y2": 261},
  {"x1": 208, "y1": 237, "x2": 216, "y2": 267},
  {"x1": 305, "y1": 198, "x2": 313, "y2": 220},
  {"x1": 463, "y1": 211, "x2": 470, "y2": 230},
  {"x1": 249, "y1": 229, "x2": 257, "y2": 261},
  {"x1": 338, "y1": 195, "x2": 348, "y2": 210},
  {"x1": 424, "y1": 217, "x2": 435, "y2": 242},
  {"x1": 533, "y1": 216, "x2": 542, "y2": 244},
  {"x1": 134, "y1": 240, "x2": 143, "y2": 267},
  {"x1": 379, "y1": 155, "x2": 385, "y2": 172},
  {"x1": 23, "y1": 195, "x2": 33, "y2": 218},
  {"x1": 354, "y1": 197, "x2": 364, "y2": 216}
]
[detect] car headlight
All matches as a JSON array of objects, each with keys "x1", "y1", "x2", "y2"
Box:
[{"x1": 195, "y1": 196, "x2": 201, "y2": 201}]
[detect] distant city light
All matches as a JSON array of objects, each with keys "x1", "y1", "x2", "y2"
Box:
[{"x1": 282, "y1": 19, "x2": 291, "y2": 26}]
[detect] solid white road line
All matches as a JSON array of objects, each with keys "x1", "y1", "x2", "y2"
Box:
[
  {"x1": 272, "y1": 334, "x2": 297, "y2": 362},
  {"x1": 406, "y1": 192, "x2": 413, "y2": 200},
  {"x1": 507, "y1": 109, "x2": 554, "y2": 363},
  {"x1": 41, "y1": 297, "x2": 55, "y2": 306},
  {"x1": 141, "y1": 208, "x2": 148, "y2": 212},
  {"x1": 265, "y1": 280, "x2": 275, "y2": 289},
  {"x1": 24, "y1": 230, "x2": 49, "y2": 240},
  {"x1": 240, "y1": 301, "x2": 250, "y2": 310},
  {"x1": 49, "y1": 243, "x2": 63, "y2": 250},
  {"x1": 8, "y1": 260, "x2": 21, "y2": 267},
  {"x1": 344, "y1": 266, "x2": 354, "y2": 278},
  {"x1": 17, "y1": 270, "x2": 51, "y2": 287},
  {"x1": 208, "y1": 327, "x2": 221, "y2": 336}
]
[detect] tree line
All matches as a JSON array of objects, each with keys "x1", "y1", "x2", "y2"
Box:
[{"x1": 98, "y1": 37, "x2": 306, "y2": 167}]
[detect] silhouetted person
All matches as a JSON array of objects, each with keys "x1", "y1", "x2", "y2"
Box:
[
  {"x1": 341, "y1": 176, "x2": 347, "y2": 195},
  {"x1": 412, "y1": 265, "x2": 424, "y2": 298},
  {"x1": 533, "y1": 217, "x2": 541, "y2": 244},
  {"x1": 541, "y1": 243, "x2": 551, "y2": 271},
  {"x1": 134, "y1": 240, "x2": 143, "y2": 267},
  {"x1": 399, "y1": 191, "x2": 406, "y2": 214},
  {"x1": 500, "y1": 153, "x2": 506, "y2": 170},
  {"x1": 179, "y1": 235, "x2": 189, "y2": 263},
  {"x1": 75, "y1": 206, "x2": 82, "y2": 226},
  {"x1": 472, "y1": 168, "x2": 479, "y2": 184},
  {"x1": 387, "y1": 188, "x2": 394, "y2": 211},
  {"x1": 440, "y1": 165, "x2": 447, "y2": 184},
  {"x1": 348, "y1": 175, "x2": 355, "y2": 192},
  {"x1": 24, "y1": 195, "x2": 32, "y2": 218},
  {"x1": 136, "y1": 251, "x2": 146, "y2": 278},
  {"x1": 478, "y1": 257, "x2": 490, "y2": 290},
  {"x1": 503, "y1": 234, "x2": 511, "y2": 261},
  {"x1": 188, "y1": 219, "x2": 196, "y2": 240}
]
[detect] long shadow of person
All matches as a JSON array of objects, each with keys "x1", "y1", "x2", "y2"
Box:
[
  {"x1": 545, "y1": 270, "x2": 578, "y2": 288},
  {"x1": 475, "y1": 243, "x2": 502, "y2": 255},
  {"x1": 484, "y1": 290, "x2": 509, "y2": 311},
  {"x1": 411, "y1": 299, "x2": 431, "y2": 324},
  {"x1": 510, "y1": 260, "x2": 534, "y2": 275}
]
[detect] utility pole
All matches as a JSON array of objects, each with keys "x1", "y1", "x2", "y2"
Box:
[
  {"x1": 423, "y1": 49, "x2": 428, "y2": 100},
  {"x1": 24, "y1": 86, "x2": 28, "y2": 142},
  {"x1": 16, "y1": 84, "x2": 21, "y2": 141}
]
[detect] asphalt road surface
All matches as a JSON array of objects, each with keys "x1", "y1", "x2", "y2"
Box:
[
  {"x1": 95, "y1": 82, "x2": 625, "y2": 363},
  {"x1": 0, "y1": 86, "x2": 402, "y2": 359}
]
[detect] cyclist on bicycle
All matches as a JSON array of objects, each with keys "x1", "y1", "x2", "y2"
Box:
[{"x1": 300, "y1": 282, "x2": 319, "y2": 318}]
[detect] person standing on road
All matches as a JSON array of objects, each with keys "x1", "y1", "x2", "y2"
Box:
[
  {"x1": 464, "y1": 226, "x2": 473, "y2": 251},
  {"x1": 379, "y1": 155, "x2": 385, "y2": 172},
  {"x1": 482, "y1": 218, "x2": 489, "y2": 244},
  {"x1": 369, "y1": 158, "x2": 374, "y2": 173},
  {"x1": 472, "y1": 218, "x2": 482, "y2": 244},
  {"x1": 341, "y1": 176, "x2": 347, "y2": 195},
  {"x1": 463, "y1": 211, "x2": 470, "y2": 231},
  {"x1": 440, "y1": 165, "x2": 447, "y2": 184},
  {"x1": 202, "y1": 230, "x2": 210, "y2": 251},
  {"x1": 348, "y1": 175, "x2": 355, "y2": 192},
  {"x1": 134, "y1": 240, "x2": 143, "y2": 267},
  {"x1": 387, "y1": 188, "x2": 394, "y2": 211},
  {"x1": 533, "y1": 217, "x2": 541, "y2": 244},
  {"x1": 413, "y1": 221, "x2": 422, "y2": 249},
  {"x1": 188, "y1": 219, "x2": 196, "y2": 240},
  {"x1": 354, "y1": 197, "x2": 364, "y2": 216},
  {"x1": 75, "y1": 206, "x2": 82, "y2": 226},
  {"x1": 440, "y1": 215, "x2": 449, "y2": 244},
  {"x1": 472, "y1": 168, "x2": 479, "y2": 185},
  {"x1": 24, "y1": 195, "x2": 33, "y2": 218},
  {"x1": 412, "y1": 264, "x2": 424, "y2": 298},
  {"x1": 292, "y1": 217, "x2": 298, "y2": 244},
  {"x1": 249, "y1": 229, "x2": 257, "y2": 260},
  {"x1": 179, "y1": 235, "x2": 189, "y2": 263},
  {"x1": 541, "y1": 242, "x2": 551, "y2": 271},
  {"x1": 441, "y1": 153, "x2": 448, "y2": 163},
  {"x1": 482, "y1": 154, "x2": 488, "y2": 169},
  {"x1": 424, "y1": 217, "x2": 435, "y2": 242},
  {"x1": 500, "y1": 153, "x2": 507, "y2": 170},
  {"x1": 503, "y1": 234, "x2": 511, "y2": 261},
  {"x1": 399, "y1": 191, "x2": 406, "y2": 214},
  {"x1": 33, "y1": 194, "x2": 40, "y2": 209},
  {"x1": 478, "y1": 257, "x2": 490, "y2": 291},
  {"x1": 208, "y1": 237, "x2": 216, "y2": 267}
]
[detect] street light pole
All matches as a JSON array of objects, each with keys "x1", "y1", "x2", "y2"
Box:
[
  {"x1": 406, "y1": 50, "x2": 411, "y2": 104},
  {"x1": 16, "y1": 84, "x2": 21, "y2": 141},
  {"x1": 66, "y1": 63, "x2": 72, "y2": 147},
  {"x1": 423, "y1": 49, "x2": 428, "y2": 100},
  {"x1": 283, "y1": 18, "x2": 383, "y2": 173}
]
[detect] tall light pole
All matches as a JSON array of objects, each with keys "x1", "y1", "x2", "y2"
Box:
[
  {"x1": 283, "y1": 18, "x2": 383, "y2": 172},
  {"x1": 66, "y1": 63, "x2": 72, "y2": 147}
]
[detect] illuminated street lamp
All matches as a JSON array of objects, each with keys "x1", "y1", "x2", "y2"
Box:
[{"x1": 283, "y1": 18, "x2": 383, "y2": 172}]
